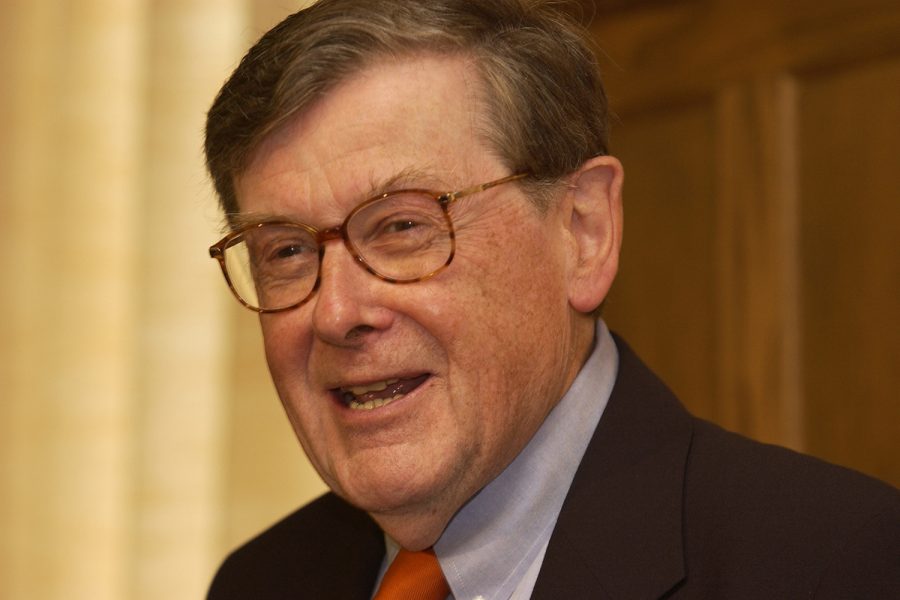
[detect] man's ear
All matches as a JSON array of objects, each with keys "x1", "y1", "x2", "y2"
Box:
[{"x1": 563, "y1": 155, "x2": 624, "y2": 313}]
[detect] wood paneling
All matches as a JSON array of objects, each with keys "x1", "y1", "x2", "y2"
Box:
[
  {"x1": 592, "y1": 0, "x2": 900, "y2": 486},
  {"x1": 605, "y1": 100, "x2": 719, "y2": 421},
  {"x1": 797, "y1": 56, "x2": 900, "y2": 486}
]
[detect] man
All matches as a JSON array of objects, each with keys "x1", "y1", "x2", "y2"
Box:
[{"x1": 204, "y1": 1, "x2": 900, "y2": 598}]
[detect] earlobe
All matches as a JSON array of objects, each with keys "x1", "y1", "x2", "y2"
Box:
[{"x1": 564, "y1": 155, "x2": 624, "y2": 313}]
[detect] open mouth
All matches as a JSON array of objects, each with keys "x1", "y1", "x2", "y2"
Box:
[{"x1": 336, "y1": 373, "x2": 430, "y2": 411}]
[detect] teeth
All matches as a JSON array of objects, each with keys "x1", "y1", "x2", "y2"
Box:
[
  {"x1": 345, "y1": 378, "x2": 398, "y2": 395},
  {"x1": 348, "y1": 394, "x2": 404, "y2": 411}
]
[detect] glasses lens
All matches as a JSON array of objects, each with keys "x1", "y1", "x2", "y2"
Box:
[
  {"x1": 224, "y1": 224, "x2": 319, "y2": 310},
  {"x1": 347, "y1": 192, "x2": 453, "y2": 281}
]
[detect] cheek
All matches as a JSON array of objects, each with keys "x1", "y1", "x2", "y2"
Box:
[
  {"x1": 258, "y1": 315, "x2": 333, "y2": 465},
  {"x1": 259, "y1": 314, "x2": 312, "y2": 387},
  {"x1": 261, "y1": 319, "x2": 289, "y2": 368},
  {"x1": 462, "y1": 231, "x2": 567, "y2": 322},
  {"x1": 438, "y1": 230, "x2": 570, "y2": 391}
]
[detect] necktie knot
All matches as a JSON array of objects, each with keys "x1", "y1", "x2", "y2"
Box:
[{"x1": 373, "y1": 547, "x2": 449, "y2": 600}]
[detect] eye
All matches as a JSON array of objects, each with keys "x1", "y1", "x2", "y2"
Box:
[
  {"x1": 244, "y1": 225, "x2": 318, "y2": 269},
  {"x1": 383, "y1": 219, "x2": 420, "y2": 233},
  {"x1": 272, "y1": 242, "x2": 314, "y2": 260},
  {"x1": 368, "y1": 213, "x2": 441, "y2": 245},
  {"x1": 261, "y1": 241, "x2": 318, "y2": 272}
]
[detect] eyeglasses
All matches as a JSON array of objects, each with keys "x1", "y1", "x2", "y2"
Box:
[{"x1": 209, "y1": 172, "x2": 528, "y2": 313}]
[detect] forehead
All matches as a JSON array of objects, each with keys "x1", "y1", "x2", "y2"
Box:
[{"x1": 235, "y1": 54, "x2": 497, "y2": 219}]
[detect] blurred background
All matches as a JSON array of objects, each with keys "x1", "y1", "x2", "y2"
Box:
[{"x1": 1, "y1": 0, "x2": 897, "y2": 598}]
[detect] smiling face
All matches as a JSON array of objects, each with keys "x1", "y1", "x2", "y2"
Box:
[{"x1": 234, "y1": 54, "x2": 601, "y2": 547}]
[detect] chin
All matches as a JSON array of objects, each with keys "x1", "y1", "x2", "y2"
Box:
[
  {"x1": 338, "y1": 473, "x2": 438, "y2": 513},
  {"x1": 345, "y1": 479, "x2": 458, "y2": 551},
  {"x1": 333, "y1": 456, "x2": 467, "y2": 520}
]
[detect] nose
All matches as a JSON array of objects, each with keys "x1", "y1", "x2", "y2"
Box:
[{"x1": 310, "y1": 240, "x2": 394, "y2": 345}]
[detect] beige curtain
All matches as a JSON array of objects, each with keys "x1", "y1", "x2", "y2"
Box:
[{"x1": 0, "y1": 1, "x2": 325, "y2": 599}]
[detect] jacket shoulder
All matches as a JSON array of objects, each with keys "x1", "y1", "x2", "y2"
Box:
[
  {"x1": 207, "y1": 493, "x2": 384, "y2": 600},
  {"x1": 684, "y1": 419, "x2": 900, "y2": 596}
]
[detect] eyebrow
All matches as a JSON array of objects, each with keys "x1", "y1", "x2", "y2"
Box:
[
  {"x1": 365, "y1": 166, "x2": 447, "y2": 197},
  {"x1": 224, "y1": 166, "x2": 453, "y2": 231},
  {"x1": 224, "y1": 211, "x2": 290, "y2": 231}
]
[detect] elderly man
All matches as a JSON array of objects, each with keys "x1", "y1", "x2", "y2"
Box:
[{"x1": 204, "y1": 1, "x2": 899, "y2": 598}]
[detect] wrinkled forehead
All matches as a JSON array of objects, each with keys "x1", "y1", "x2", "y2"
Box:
[
  {"x1": 250, "y1": 52, "x2": 489, "y2": 161},
  {"x1": 233, "y1": 54, "x2": 500, "y2": 220}
]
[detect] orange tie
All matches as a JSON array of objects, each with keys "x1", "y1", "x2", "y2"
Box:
[{"x1": 372, "y1": 548, "x2": 450, "y2": 600}]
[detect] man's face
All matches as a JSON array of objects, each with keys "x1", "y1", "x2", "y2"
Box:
[{"x1": 235, "y1": 55, "x2": 590, "y2": 539}]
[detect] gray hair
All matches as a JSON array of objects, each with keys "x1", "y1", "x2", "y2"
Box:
[{"x1": 205, "y1": 0, "x2": 609, "y2": 215}]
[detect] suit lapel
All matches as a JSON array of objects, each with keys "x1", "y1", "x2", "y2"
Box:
[
  {"x1": 290, "y1": 494, "x2": 385, "y2": 599},
  {"x1": 531, "y1": 336, "x2": 692, "y2": 599}
]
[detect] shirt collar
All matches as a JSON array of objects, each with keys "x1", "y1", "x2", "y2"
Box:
[{"x1": 431, "y1": 321, "x2": 618, "y2": 600}]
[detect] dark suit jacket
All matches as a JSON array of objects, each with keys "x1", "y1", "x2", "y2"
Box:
[{"x1": 208, "y1": 336, "x2": 900, "y2": 599}]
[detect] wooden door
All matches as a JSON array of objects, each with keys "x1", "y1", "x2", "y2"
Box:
[{"x1": 586, "y1": 0, "x2": 900, "y2": 487}]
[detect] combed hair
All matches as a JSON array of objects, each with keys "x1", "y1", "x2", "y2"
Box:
[{"x1": 205, "y1": 0, "x2": 609, "y2": 215}]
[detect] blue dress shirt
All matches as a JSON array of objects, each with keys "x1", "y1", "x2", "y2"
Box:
[{"x1": 374, "y1": 321, "x2": 618, "y2": 600}]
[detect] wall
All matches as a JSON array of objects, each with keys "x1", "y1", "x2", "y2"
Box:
[
  {"x1": 595, "y1": 0, "x2": 900, "y2": 487},
  {"x1": 0, "y1": 2, "x2": 323, "y2": 599}
]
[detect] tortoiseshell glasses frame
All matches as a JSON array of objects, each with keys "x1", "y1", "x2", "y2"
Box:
[{"x1": 209, "y1": 172, "x2": 528, "y2": 313}]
